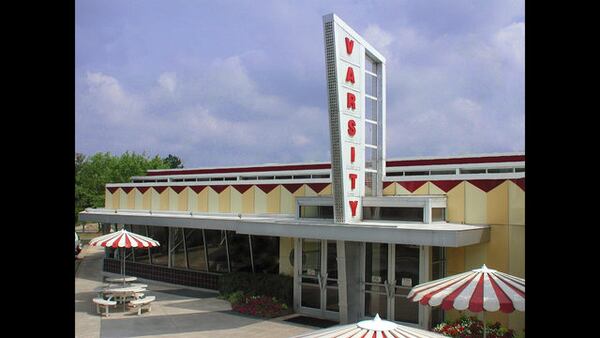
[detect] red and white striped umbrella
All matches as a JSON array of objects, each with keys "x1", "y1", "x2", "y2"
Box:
[
  {"x1": 294, "y1": 314, "x2": 445, "y2": 338},
  {"x1": 89, "y1": 228, "x2": 160, "y2": 248},
  {"x1": 407, "y1": 264, "x2": 525, "y2": 313},
  {"x1": 89, "y1": 228, "x2": 160, "y2": 285}
]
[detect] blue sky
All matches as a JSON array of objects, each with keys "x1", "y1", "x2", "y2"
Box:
[{"x1": 76, "y1": 0, "x2": 524, "y2": 168}]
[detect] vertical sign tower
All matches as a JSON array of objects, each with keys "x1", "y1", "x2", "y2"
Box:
[{"x1": 323, "y1": 14, "x2": 386, "y2": 224}]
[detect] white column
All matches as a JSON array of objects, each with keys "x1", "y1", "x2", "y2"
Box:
[
  {"x1": 337, "y1": 240, "x2": 348, "y2": 323},
  {"x1": 419, "y1": 245, "x2": 432, "y2": 329}
]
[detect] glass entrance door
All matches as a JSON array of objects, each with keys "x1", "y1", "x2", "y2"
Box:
[
  {"x1": 299, "y1": 239, "x2": 339, "y2": 320},
  {"x1": 364, "y1": 243, "x2": 421, "y2": 324}
]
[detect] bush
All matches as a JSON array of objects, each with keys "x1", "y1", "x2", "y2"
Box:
[
  {"x1": 231, "y1": 295, "x2": 291, "y2": 318},
  {"x1": 432, "y1": 315, "x2": 516, "y2": 338},
  {"x1": 219, "y1": 272, "x2": 293, "y2": 306}
]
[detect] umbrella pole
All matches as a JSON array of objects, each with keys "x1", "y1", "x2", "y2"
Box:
[
  {"x1": 122, "y1": 247, "x2": 126, "y2": 287},
  {"x1": 483, "y1": 311, "x2": 486, "y2": 338}
]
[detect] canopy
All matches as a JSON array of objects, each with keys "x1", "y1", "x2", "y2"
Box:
[
  {"x1": 407, "y1": 264, "x2": 525, "y2": 313},
  {"x1": 293, "y1": 314, "x2": 445, "y2": 338}
]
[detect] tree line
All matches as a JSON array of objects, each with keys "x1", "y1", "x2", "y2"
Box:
[{"x1": 75, "y1": 152, "x2": 183, "y2": 225}]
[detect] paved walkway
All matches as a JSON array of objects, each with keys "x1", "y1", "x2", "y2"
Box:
[{"x1": 75, "y1": 246, "x2": 316, "y2": 338}]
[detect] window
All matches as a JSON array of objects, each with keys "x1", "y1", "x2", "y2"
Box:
[
  {"x1": 311, "y1": 174, "x2": 330, "y2": 179},
  {"x1": 148, "y1": 226, "x2": 169, "y2": 266},
  {"x1": 275, "y1": 175, "x2": 292, "y2": 180},
  {"x1": 294, "y1": 175, "x2": 311, "y2": 179},
  {"x1": 430, "y1": 170, "x2": 456, "y2": 175},
  {"x1": 170, "y1": 228, "x2": 187, "y2": 269},
  {"x1": 241, "y1": 176, "x2": 257, "y2": 181},
  {"x1": 365, "y1": 97, "x2": 377, "y2": 121},
  {"x1": 386, "y1": 172, "x2": 404, "y2": 177},
  {"x1": 258, "y1": 176, "x2": 274, "y2": 180},
  {"x1": 131, "y1": 225, "x2": 150, "y2": 263},
  {"x1": 487, "y1": 168, "x2": 514, "y2": 173},
  {"x1": 365, "y1": 147, "x2": 377, "y2": 170},
  {"x1": 363, "y1": 207, "x2": 424, "y2": 222},
  {"x1": 184, "y1": 229, "x2": 207, "y2": 271},
  {"x1": 299, "y1": 205, "x2": 334, "y2": 219},
  {"x1": 365, "y1": 122, "x2": 377, "y2": 146},
  {"x1": 432, "y1": 208, "x2": 446, "y2": 222},
  {"x1": 251, "y1": 235, "x2": 280, "y2": 274},
  {"x1": 515, "y1": 167, "x2": 525, "y2": 173},
  {"x1": 204, "y1": 230, "x2": 229, "y2": 272},
  {"x1": 210, "y1": 177, "x2": 224, "y2": 181},
  {"x1": 460, "y1": 168, "x2": 486, "y2": 174},
  {"x1": 366, "y1": 73, "x2": 377, "y2": 96},
  {"x1": 226, "y1": 231, "x2": 253, "y2": 273},
  {"x1": 365, "y1": 55, "x2": 378, "y2": 73},
  {"x1": 364, "y1": 171, "x2": 378, "y2": 197},
  {"x1": 431, "y1": 247, "x2": 447, "y2": 326},
  {"x1": 394, "y1": 245, "x2": 420, "y2": 324},
  {"x1": 405, "y1": 171, "x2": 428, "y2": 176}
]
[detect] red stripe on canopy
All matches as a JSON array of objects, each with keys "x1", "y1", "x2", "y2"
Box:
[{"x1": 467, "y1": 275, "x2": 485, "y2": 312}]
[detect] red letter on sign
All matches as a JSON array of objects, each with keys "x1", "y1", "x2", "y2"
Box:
[
  {"x1": 345, "y1": 67, "x2": 355, "y2": 84},
  {"x1": 347, "y1": 92, "x2": 356, "y2": 110},
  {"x1": 350, "y1": 146, "x2": 355, "y2": 162},
  {"x1": 347, "y1": 120, "x2": 356, "y2": 136},
  {"x1": 349, "y1": 173, "x2": 357, "y2": 189},
  {"x1": 349, "y1": 200, "x2": 358, "y2": 216},
  {"x1": 345, "y1": 37, "x2": 354, "y2": 54}
]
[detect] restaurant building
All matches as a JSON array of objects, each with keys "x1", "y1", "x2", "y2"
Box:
[{"x1": 79, "y1": 14, "x2": 525, "y2": 332}]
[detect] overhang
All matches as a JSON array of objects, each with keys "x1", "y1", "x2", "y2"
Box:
[{"x1": 79, "y1": 208, "x2": 489, "y2": 248}]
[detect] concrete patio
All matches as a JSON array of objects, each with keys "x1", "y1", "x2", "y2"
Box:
[{"x1": 75, "y1": 245, "x2": 316, "y2": 338}]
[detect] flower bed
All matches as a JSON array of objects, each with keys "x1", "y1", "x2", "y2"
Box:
[
  {"x1": 432, "y1": 315, "x2": 522, "y2": 338},
  {"x1": 224, "y1": 291, "x2": 292, "y2": 318}
]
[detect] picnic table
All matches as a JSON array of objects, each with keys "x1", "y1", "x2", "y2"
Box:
[
  {"x1": 102, "y1": 286, "x2": 147, "y2": 310},
  {"x1": 105, "y1": 276, "x2": 137, "y2": 283}
]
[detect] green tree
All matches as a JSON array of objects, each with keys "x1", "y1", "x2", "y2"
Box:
[
  {"x1": 75, "y1": 151, "x2": 173, "y2": 225},
  {"x1": 163, "y1": 154, "x2": 184, "y2": 169}
]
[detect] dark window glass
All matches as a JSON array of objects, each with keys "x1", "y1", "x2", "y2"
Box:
[
  {"x1": 460, "y1": 168, "x2": 486, "y2": 174},
  {"x1": 405, "y1": 171, "x2": 428, "y2": 176},
  {"x1": 365, "y1": 147, "x2": 377, "y2": 170},
  {"x1": 170, "y1": 228, "x2": 187, "y2": 269},
  {"x1": 257, "y1": 176, "x2": 274, "y2": 180},
  {"x1": 131, "y1": 225, "x2": 150, "y2": 263},
  {"x1": 365, "y1": 243, "x2": 388, "y2": 284},
  {"x1": 251, "y1": 235, "x2": 280, "y2": 274},
  {"x1": 299, "y1": 206, "x2": 334, "y2": 219},
  {"x1": 394, "y1": 245, "x2": 420, "y2": 323},
  {"x1": 205, "y1": 230, "x2": 229, "y2": 272},
  {"x1": 226, "y1": 231, "x2": 252, "y2": 272},
  {"x1": 430, "y1": 170, "x2": 456, "y2": 175},
  {"x1": 487, "y1": 168, "x2": 514, "y2": 173},
  {"x1": 386, "y1": 172, "x2": 403, "y2": 177},
  {"x1": 210, "y1": 177, "x2": 224, "y2": 181},
  {"x1": 311, "y1": 174, "x2": 330, "y2": 179},
  {"x1": 148, "y1": 226, "x2": 169, "y2": 266},
  {"x1": 431, "y1": 247, "x2": 446, "y2": 325},
  {"x1": 515, "y1": 167, "x2": 525, "y2": 173},
  {"x1": 326, "y1": 241, "x2": 338, "y2": 280},
  {"x1": 241, "y1": 176, "x2": 257, "y2": 180},
  {"x1": 294, "y1": 175, "x2": 311, "y2": 179},
  {"x1": 184, "y1": 229, "x2": 207, "y2": 271},
  {"x1": 275, "y1": 176, "x2": 292, "y2": 180},
  {"x1": 432, "y1": 208, "x2": 446, "y2": 222},
  {"x1": 363, "y1": 207, "x2": 423, "y2": 222}
]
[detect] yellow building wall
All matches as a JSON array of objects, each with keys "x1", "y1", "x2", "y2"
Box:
[
  {"x1": 446, "y1": 182, "x2": 465, "y2": 223},
  {"x1": 142, "y1": 190, "x2": 152, "y2": 210},
  {"x1": 318, "y1": 184, "x2": 332, "y2": 196},
  {"x1": 197, "y1": 188, "x2": 209, "y2": 212},
  {"x1": 280, "y1": 187, "x2": 296, "y2": 215},
  {"x1": 412, "y1": 183, "x2": 429, "y2": 195},
  {"x1": 465, "y1": 182, "x2": 487, "y2": 224},
  {"x1": 207, "y1": 187, "x2": 219, "y2": 212},
  {"x1": 267, "y1": 186, "x2": 281, "y2": 213},
  {"x1": 429, "y1": 182, "x2": 445, "y2": 195},
  {"x1": 242, "y1": 187, "x2": 255, "y2": 214},
  {"x1": 304, "y1": 184, "x2": 318, "y2": 196},
  {"x1": 105, "y1": 189, "x2": 113, "y2": 209},
  {"x1": 119, "y1": 189, "x2": 128, "y2": 209},
  {"x1": 126, "y1": 190, "x2": 135, "y2": 209},
  {"x1": 254, "y1": 188, "x2": 267, "y2": 213},
  {"x1": 187, "y1": 188, "x2": 198, "y2": 212},
  {"x1": 383, "y1": 183, "x2": 396, "y2": 196},
  {"x1": 159, "y1": 189, "x2": 169, "y2": 211},
  {"x1": 218, "y1": 186, "x2": 231, "y2": 213},
  {"x1": 134, "y1": 190, "x2": 143, "y2": 209},
  {"x1": 230, "y1": 188, "x2": 243, "y2": 214},
  {"x1": 508, "y1": 181, "x2": 525, "y2": 226},
  {"x1": 177, "y1": 188, "x2": 188, "y2": 211},
  {"x1": 111, "y1": 189, "x2": 121, "y2": 209},
  {"x1": 395, "y1": 183, "x2": 411, "y2": 195},
  {"x1": 151, "y1": 189, "x2": 161, "y2": 210},
  {"x1": 279, "y1": 237, "x2": 294, "y2": 276}
]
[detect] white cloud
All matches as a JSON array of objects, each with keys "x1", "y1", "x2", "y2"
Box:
[
  {"x1": 158, "y1": 72, "x2": 177, "y2": 93},
  {"x1": 363, "y1": 24, "x2": 394, "y2": 56}
]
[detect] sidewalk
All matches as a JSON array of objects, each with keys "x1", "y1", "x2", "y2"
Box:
[{"x1": 75, "y1": 246, "x2": 316, "y2": 337}]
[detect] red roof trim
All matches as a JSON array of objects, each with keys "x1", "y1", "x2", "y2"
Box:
[
  {"x1": 153, "y1": 186, "x2": 168, "y2": 194},
  {"x1": 209, "y1": 185, "x2": 229, "y2": 193},
  {"x1": 189, "y1": 185, "x2": 207, "y2": 193},
  {"x1": 468, "y1": 179, "x2": 505, "y2": 193},
  {"x1": 171, "y1": 186, "x2": 186, "y2": 194},
  {"x1": 232, "y1": 184, "x2": 253, "y2": 194},
  {"x1": 307, "y1": 183, "x2": 330, "y2": 194},
  {"x1": 107, "y1": 187, "x2": 119, "y2": 194},
  {"x1": 386, "y1": 155, "x2": 524, "y2": 167},
  {"x1": 146, "y1": 163, "x2": 331, "y2": 176},
  {"x1": 398, "y1": 181, "x2": 427, "y2": 193},
  {"x1": 431, "y1": 180, "x2": 463, "y2": 193},
  {"x1": 283, "y1": 183, "x2": 303, "y2": 193},
  {"x1": 137, "y1": 187, "x2": 150, "y2": 194},
  {"x1": 511, "y1": 178, "x2": 525, "y2": 191},
  {"x1": 257, "y1": 184, "x2": 279, "y2": 194}
]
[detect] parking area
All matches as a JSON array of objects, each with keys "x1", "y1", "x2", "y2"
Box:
[{"x1": 75, "y1": 245, "x2": 316, "y2": 338}]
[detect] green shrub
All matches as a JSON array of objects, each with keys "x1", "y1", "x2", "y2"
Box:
[{"x1": 219, "y1": 272, "x2": 293, "y2": 306}]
